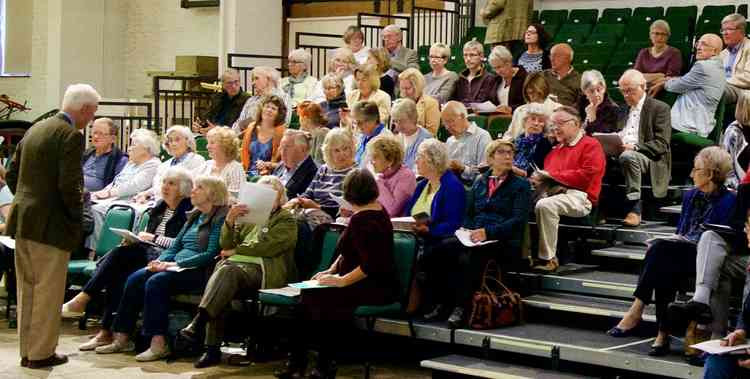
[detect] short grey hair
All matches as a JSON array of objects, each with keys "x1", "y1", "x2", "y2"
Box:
[
  {"x1": 252, "y1": 66, "x2": 281, "y2": 89},
  {"x1": 417, "y1": 138, "x2": 448, "y2": 173},
  {"x1": 164, "y1": 125, "x2": 197, "y2": 153},
  {"x1": 696, "y1": 146, "x2": 732, "y2": 184},
  {"x1": 488, "y1": 45, "x2": 513, "y2": 65},
  {"x1": 321, "y1": 127, "x2": 356, "y2": 166},
  {"x1": 581, "y1": 70, "x2": 607, "y2": 92},
  {"x1": 442, "y1": 100, "x2": 469, "y2": 119},
  {"x1": 650, "y1": 19, "x2": 671, "y2": 36},
  {"x1": 463, "y1": 39, "x2": 484, "y2": 55},
  {"x1": 619, "y1": 69, "x2": 647, "y2": 88},
  {"x1": 284, "y1": 129, "x2": 311, "y2": 152},
  {"x1": 194, "y1": 175, "x2": 229, "y2": 206},
  {"x1": 321, "y1": 73, "x2": 344, "y2": 89},
  {"x1": 523, "y1": 102, "x2": 551, "y2": 121},
  {"x1": 383, "y1": 24, "x2": 403, "y2": 39},
  {"x1": 220, "y1": 68, "x2": 240, "y2": 82},
  {"x1": 430, "y1": 43, "x2": 450, "y2": 59},
  {"x1": 94, "y1": 117, "x2": 118, "y2": 136},
  {"x1": 129, "y1": 128, "x2": 161, "y2": 157},
  {"x1": 722, "y1": 13, "x2": 747, "y2": 31},
  {"x1": 391, "y1": 98, "x2": 418, "y2": 123},
  {"x1": 289, "y1": 48, "x2": 312, "y2": 66},
  {"x1": 161, "y1": 166, "x2": 194, "y2": 198},
  {"x1": 257, "y1": 175, "x2": 289, "y2": 206},
  {"x1": 61, "y1": 83, "x2": 101, "y2": 112}
]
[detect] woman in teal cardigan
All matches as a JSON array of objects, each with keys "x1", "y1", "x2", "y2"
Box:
[
  {"x1": 180, "y1": 175, "x2": 298, "y2": 368},
  {"x1": 94, "y1": 176, "x2": 229, "y2": 362}
]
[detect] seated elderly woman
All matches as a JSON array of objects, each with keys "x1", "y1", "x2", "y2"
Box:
[
  {"x1": 95, "y1": 176, "x2": 229, "y2": 362},
  {"x1": 325, "y1": 47, "x2": 357, "y2": 97},
  {"x1": 367, "y1": 48, "x2": 396, "y2": 99},
  {"x1": 281, "y1": 49, "x2": 320, "y2": 107},
  {"x1": 318, "y1": 73, "x2": 348, "y2": 129},
  {"x1": 233, "y1": 66, "x2": 292, "y2": 133},
  {"x1": 284, "y1": 127, "x2": 357, "y2": 220},
  {"x1": 61, "y1": 167, "x2": 194, "y2": 351},
  {"x1": 179, "y1": 176, "x2": 297, "y2": 368},
  {"x1": 241, "y1": 95, "x2": 288, "y2": 177},
  {"x1": 511, "y1": 102, "x2": 553, "y2": 177},
  {"x1": 634, "y1": 19, "x2": 683, "y2": 97},
  {"x1": 368, "y1": 135, "x2": 416, "y2": 217},
  {"x1": 398, "y1": 68, "x2": 440, "y2": 135},
  {"x1": 503, "y1": 71, "x2": 562, "y2": 140},
  {"x1": 488, "y1": 45, "x2": 527, "y2": 115},
  {"x1": 722, "y1": 94, "x2": 750, "y2": 189},
  {"x1": 346, "y1": 64, "x2": 392, "y2": 126},
  {"x1": 424, "y1": 140, "x2": 531, "y2": 328},
  {"x1": 424, "y1": 43, "x2": 459, "y2": 105},
  {"x1": 201, "y1": 126, "x2": 244, "y2": 197},
  {"x1": 392, "y1": 98, "x2": 434, "y2": 172},
  {"x1": 515, "y1": 23, "x2": 551, "y2": 74},
  {"x1": 297, "y1": 101, "x2": 329, "y2": 165},
  {"x1": 344, "y1": 25, "x2": 369, "y2": 64},
  {"x1": 135, "y1": 125, "x2": 206, "y2": 204},
  {"x1": 275, "y1": 169, "x2": 399, "y2": 379},
  {"x1": 577, "y1": 69, "x2": 620, "y2": 135},
  {"x1": 86, "y1": 129, "x2": 162, "y2": 251},
  {"x1": 607, "y1": 147, "x2": 735, "y2": 357}
]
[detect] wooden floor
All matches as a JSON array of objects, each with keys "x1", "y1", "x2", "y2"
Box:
[{"x1": 0, "y1": 317, "x2": 431, "y2": 379}]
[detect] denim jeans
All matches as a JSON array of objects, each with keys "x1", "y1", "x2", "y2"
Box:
[
  {"x1": 703, "y1": 354, "x2": 745, "y2": 379},
  {"x1": 112, "y1": 267, "x2": 206, "y2": 337}
]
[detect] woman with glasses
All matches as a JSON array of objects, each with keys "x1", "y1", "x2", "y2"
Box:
[
  {"x1": 608, "y1": 147, "x2": 735, "y2": 357},
  {"x1": 281, "y1": 49, "x2": 320, "y2": 107},
  {"x1": 514, "y1": 23, "x2": 551, "y2": 74},
  {"x1": 424, "y1": 43, "x2": 459, "y2": 104},
  {"x1": 634, "y1": 20, "x2": 683, "y2": 97}
]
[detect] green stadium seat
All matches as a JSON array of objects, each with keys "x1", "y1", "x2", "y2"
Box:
[
  {"x1": 552, "y1": 23, "x2": 593, "y2": 45},
  {"x1": 668, "y1": 21, "x2": 693, "y2": 45},
  {"x1": 607, "y1": 87, "x2": 625, "y2": 105},
  {"x1": 739, "y1": 4, "x2": 748, "y2": 18},
  {"x1": 632, "y1": 7, "x2": 664, "y2": 23},
  {"x1": 468, "y1": 115, "x2": 488, "y2": 130},
  {"x1": 488, "y1": 117, "x2": 511, "y2": 139},
  {"x1": 701, "y1": 5, "x2": 735, "y2": 18},
  {"x1": 568, "y1": 9, "x2": 598, "y2": 25},
  {"x1": 695, "y1": 16, "x2": 723, "y2": 40},
  {"x1": 665, "y1": 6, "x2": 698, "y2": 38},
  {"x1": 466, "y1": 27, "x2": 487, "y2": 44},
  {"x1": 574, "y1": 53, "x2": 609, "y2": 73},
  {"x1": 542, "y1": 23, "x2": 562, "y2": 40},
  {"x1": 532, "y1": 10, "x2": 539, "y2": 23},
  {"x1": 600, "y1": 8, "x2": 632, "y2": 24},
  {"x1": 624, "y1": 19, "x2": 652, "y2": 43},
  {"x1": 589, "y1": 23, "x2": 626, "y2": 40},
  {"x1": 540, "y1": 9, "x2": 568, "y2": 27},
  {"x1": 69, "y1": 204, "x2": 135, "y2": 277}
]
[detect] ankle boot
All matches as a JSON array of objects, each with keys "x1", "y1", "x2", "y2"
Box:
[
  {"x1": 180, "y1": 311, "x2": 208, "y2": 345},
  {"x1": 309, "y1": 352, "x2": 337, "y2": 379},
  {"x1": 194, "y1": 345, "x2": 222, "y2": 368},
  {"x1": 273, "y1": 350, "x2": 307, "y2": 379}
]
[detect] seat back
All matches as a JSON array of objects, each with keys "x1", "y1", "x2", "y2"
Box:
[
  {"x1": 599, "y1": 8, "x2": 631, "y2": 24},
  {"x1": 310, "y1": 224, "x2": 345, "y2": 277},
  {"x1": 568, "y1": 9, "x2": 598, "y2": 25},
  {"x1": 392, "y1": 231, "x2": 419, "y2": 308},
  {"x1": 96, "y1": 204, "x2": 135, "y2": 258},
  {"x1": 539, "y1": 9, "x2": 568, "y2": 27},
  {"x1": 632, "y1": 7, "x2": 664, "y2": 23},
  {"x1": 136, "y1": 210, "x2": 151, "y2": 233}
]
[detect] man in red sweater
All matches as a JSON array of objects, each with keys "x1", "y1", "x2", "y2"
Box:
[{"x1": 531, "y1": 106, "x2": 606, "y2": 272}]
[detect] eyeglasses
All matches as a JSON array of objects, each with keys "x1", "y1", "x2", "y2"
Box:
[
  {"x1": 289, "y1": 60, "x2": 306, "y2": 65},
  {"x1": 494, "y1": 149, "x2": 514, "y2": 156},
  {"x1": 721, "y1": 27, "x2": 739, "y2": 33},
  {"x1": 650, "y1": 31, "x2": 669, "y2": 37},
  {"x1": 223, "y1": 80, "x2": 240, "y2": 86},
  {"x1": 429, "y1": 55, "x2": 446, "y2": 60},
  {"x1": 619, "y1": 86, "x2": 641, "y2": 95},
  {"x1": 550, "y1": 118, "x2": 576, "y2": 128}
]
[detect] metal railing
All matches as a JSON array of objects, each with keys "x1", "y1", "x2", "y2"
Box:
[
  {"x1": 358, "y1": 12, "x2": 412, "y2": 48},
  {"x1": 411, "y1": 0, "x2": 474, "y2": 48},
  {"x1": 152, "y1": 75, "x2": 216, "y2": 131},
  {"x1": 295, "y1": 32, "x2": 341, "y2": 78},
  {"x1": 227, "y1": 53, "x2": 287, "y2": 92}
]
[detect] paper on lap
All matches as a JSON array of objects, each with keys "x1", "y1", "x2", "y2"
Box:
[
  {"x1": 237, "y1": 181, "x2": 276, "y2": 225},
  {"x1": 455, "y1": 228, "x2": 497, "y2": 247}
]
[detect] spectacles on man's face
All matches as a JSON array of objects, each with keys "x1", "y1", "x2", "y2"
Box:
[
  {"x1": 494, "y1": 149, "x2": 514, "y2": 157},
  {"x1": 429, "y1": 55, "x2": 446, "y2": 60},
  {"x1": 223, "y1": 80, "x2": 240, "y2": 86},
  {"x1": 619, "y1": 86, "x2": 641, "y2": 95},
  {"x1": 550, "y1": 118, "x2": 576, "y2": 129}
]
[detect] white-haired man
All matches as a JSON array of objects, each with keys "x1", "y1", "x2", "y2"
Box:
[
  {"x1": 441, "y1": 101, "x2": 491, "y2": 183},
  {"x1": 720, "y1": 13, "x2": 750, "y2": 104},
  {"x1": 7, "y1": 83, "x2": 100, "y2": 368},
  {"x1": 382, "y1": 24, "x2": 418, "y2": 79}
]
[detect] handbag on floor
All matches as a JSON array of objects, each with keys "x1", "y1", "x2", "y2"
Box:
[{"x1": 468, "y1": 260, "x2": 524, "y2": 330}]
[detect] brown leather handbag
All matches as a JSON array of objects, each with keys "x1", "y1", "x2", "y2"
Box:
[{"x1": 468, "y1": 260, "x2": 524, "y2": 330}]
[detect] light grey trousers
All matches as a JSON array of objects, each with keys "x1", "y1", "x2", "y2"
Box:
[{"x1": 618, "y1": 150, "x2": 652, "y2": 201}]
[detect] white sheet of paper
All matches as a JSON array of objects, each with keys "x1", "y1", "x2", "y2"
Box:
[
  {"x1": 289, "y1": 280, "x2": 332, "y2": 289},
  {"x1": 690, "y1": 339, "x2": 750, "y2": 355},
  {"x1": 237, "y1": 181, "x2": 277, "y2": 225},
  {"x1": 109, "y1": 227, "x2": 160, "y2": 247},
  {"x1": 329, "y1": 193, "x2": 352, "y2": 211},
  {"x1": 455, "y1": 228, "x2": 498, "y2": 247},
  {"x1": 258, "y1": 286, "x2": 302, "y2": 297},
  {"x1": 166, "y1": 265, "x2": 194, "y2": 272},
  {"x1": 0, "y1": 235, "x2": 15, "y2": 250},
  {"x1": 469, "y1": 101, "x2": 497, "y2": 113}
]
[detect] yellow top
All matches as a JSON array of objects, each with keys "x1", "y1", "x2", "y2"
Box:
[{"x1": 411, "y1": 182, "x2": 440, "y2": 216}]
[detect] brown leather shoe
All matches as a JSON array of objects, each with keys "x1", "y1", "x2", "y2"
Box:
[
  {"x1": 623, "y1": 212, "x2": 641, "y2": 227},
  {"x1": 27, "y1": 353, "x2": 68, "y2": 369},
  {"x1": 20, "y1": 357, "x2": 28, "y2": 367},
  {"x1": 532, "y1": 258, "x2": 559, "y2": 272}
]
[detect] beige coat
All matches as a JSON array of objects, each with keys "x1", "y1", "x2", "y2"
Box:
[
  {"x1": 720, "y1": 37, "x2": 750, "y2": 90},
  {"x1": 482, "y1": 0, "x2": 532, "y2": 45}
]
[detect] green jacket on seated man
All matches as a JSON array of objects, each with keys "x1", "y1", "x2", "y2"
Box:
[{"x1": 219, "y1": 208, "x2": 298, "y2": 289}]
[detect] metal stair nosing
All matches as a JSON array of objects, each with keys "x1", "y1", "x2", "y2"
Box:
[
  {"x1": 591, "y1": 245, "x2": 647, "y2": 261},
  {"x1": 514, "y1": 272, "x2": 637, "y2": 299}
]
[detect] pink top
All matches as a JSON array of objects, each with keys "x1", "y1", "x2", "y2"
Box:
[
  {"x1": 376, "y1": 165, "x2": 417, "y2": 217},
  {"x1": 634, "y1": 46, "x2": 682, "y2": 77}
]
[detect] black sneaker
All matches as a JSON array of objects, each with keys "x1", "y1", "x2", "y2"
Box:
[{"x1": 669, "y1": 301, "x2": 713, "y2": 324}]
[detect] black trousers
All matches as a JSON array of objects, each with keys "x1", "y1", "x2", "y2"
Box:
[
  {"x1": 82, "y1": 243, "x2": 156, "y2": 329},
  {"x1": 632, "y1": 238, "x2": 697, "y2": 332}
]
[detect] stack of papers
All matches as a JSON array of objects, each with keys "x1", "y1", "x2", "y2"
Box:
[
  {"x1": 259, "y1": 287, "x2": 302, "y2": 297},
  {"x1": 455, "y1": 228, "x2": 498, "y2": 247},
  {"x1": 289, "y1": 280, "x2": 332, "y2": 289},
  {"x1": 691, "y1": 339, "x2": 750, "y2": 355},
  {"x1": 391, "y1": 216, "x2": 416, "y2": 231}
]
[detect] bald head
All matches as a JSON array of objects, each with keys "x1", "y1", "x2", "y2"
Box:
[
  {"x1": 619, "y1": 69, "x2": 647, "y2": 107},
  {"x1": 696, "y1": 34, "x2": 723, "y2": 60},
  {"x1": 550, "y1": 43, "x2": 573, "y2": 73}
]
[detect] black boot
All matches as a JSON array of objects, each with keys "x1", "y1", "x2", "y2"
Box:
[
  {"x1": 180, "y1": 309, "x2": 208, "y2": 345},
  {"x1": 309, "y1": 351, "x2": 337, "y2": 379},
  {"x1": 274, "y1": 350, "x2": 307, "y2": 379},
  {"x1": 194, "y1": 345, "x2": 222, "y2": 368}
]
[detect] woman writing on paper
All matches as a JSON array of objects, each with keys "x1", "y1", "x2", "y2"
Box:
[
  {"x1": 61, "y1": 167, "x2": 194, "y2": 351},
  {"x1": 94, "y1": 176, "x2": 229, "y2": 362},
  {"x1": 180, "y1": 176, "x2": 297, "y2": 368},
  {"x1": 275, "y1": 169, "x2": 398, "y2": 379},
  {"x1": 418, "y1": 140, "x2": 530, "y2": 330}
]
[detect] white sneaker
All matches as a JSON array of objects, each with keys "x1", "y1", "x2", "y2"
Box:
[
  {"x1": 135, "y1": 345, "x2": 171, "y2": 362},
  {"x1": 61, "y1": 303, "x2": 85, "y2": 319},
  {"x1": 79, "y1": 336, "x2": 111, "y2": 351},
  {"x1": 95, "y1": 340, "x2": 135, "y2": 354}
]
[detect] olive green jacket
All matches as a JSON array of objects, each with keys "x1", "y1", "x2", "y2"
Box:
[
  {"x1": 220, "y1": 208, "x2": 298, "y2": 289},
  {"x1": 482, "y1": 0, "x2": 533, "y2": 44},
  {"x1": 6, "y1": 113, "x2": 84, "y2": 252}
]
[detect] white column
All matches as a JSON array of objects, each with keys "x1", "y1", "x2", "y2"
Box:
[{"x1": 219, "y1": 0, "x2": 283, "y2": 71}]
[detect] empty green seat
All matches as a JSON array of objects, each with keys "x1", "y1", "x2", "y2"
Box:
[
  {"x1": 488, "y1": 117, "x2": 511, "y2": 139},
  {"x1": 665, "y1": 6, "x2": 698, "y2": 35},
  {"x1": 701, "y1": 5, "x2": 735, "y2": 18},
  {"x1": 624, "y1": 19, "x2": 652, "y2": 43},
  {"x1": 568, "y1": 9, "x2": 598, "y2": 25},
  {"x1": 532, "y1": 10, "x2": 539, "y2": 23},
  {"x1": 468, "y1": 114, "x2": 488, "y2": 129},
  {"x1": 540, "y1": 9, "x2": 568, "y2": 27},
  {"x1": 695, "y1": 17, "x2": 722, "y2": 39},
  {"x1": 739, "y1": 4, "x2": 748, "y2": 18},
  {"x1": 600, "y1": 8, "x2": 632, "y2": 24},
  {"x1": 632, "y1": 7, "x2": 663, "y2": 23},
  {"x1": 69, "y1": 204, "x2": 135, "y2": 277},
  {"x1": 552, "y1": 23, "x2": 593, "y2": 45},
  {"x1": 589, "y1": 23, "x2": 626, "y2": 40}
]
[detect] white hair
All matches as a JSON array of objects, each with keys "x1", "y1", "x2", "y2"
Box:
[
  {"x1": 619, "y1": 69, "x2": 647, "y2": 88},
  {"x1": 581, "y1": 70, "x2": 606, "y2": 92},
  {"x1": 164, "y1": 125, "x2": 197, "y2": 153},
  {"x1": 61, "y1": 84, "x2": 101, "y2": 111},
  {"x1": 383, "y1": 24, "x2": 403, "y2": 39},
  {"x1": 289, "y1": 49, "x2": 312, "y2": 66},
  {"x1": 220, "y1": 68, "x2": 240, "y2": 82},
  {"x1": 488, "y1": 45, "x2": 513, "y2": 64},
  {"x1": 252, "y1": 66, "x2": 282, "y2": 89},
  {"x1": 442, "y1": 100, "x2": 469, "y2": 119},
  {"x1": 722, "y1": 13, "x2": 747, "y2": 31},
  {"x1": 161, "y1": 166, "x2": 194, "y2": 198},
  {"x1": 129, "y1": 128, "x2": 161, "y2": 157}
]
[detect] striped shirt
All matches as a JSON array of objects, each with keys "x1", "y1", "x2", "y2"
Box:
[
  {"x1": 302, "y1": 164, "x2": 355, "y2": 209},
  {"x1": 153, "y1": 208, "x2": 175, "y2": 249}
]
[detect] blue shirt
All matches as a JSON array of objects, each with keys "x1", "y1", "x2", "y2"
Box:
[
  {"x1": 356, "y1": 123, "x2": 386, "y2": 168},
  {"x1": 248, "y1": 138, "x2": 273, "y2": 176},
  {"x1": 725, "y1": 44, "x2": 741, "y2": 79},
  {"x1": 82, "y1": 150, "x2": 127, "y2": 191}
]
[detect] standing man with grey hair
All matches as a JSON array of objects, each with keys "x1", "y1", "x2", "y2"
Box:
[
  {"x1": 441, "y1": 101, "x2": 492, "y2": 183},
  {"x1": 382, "y1": 24, "x2": 418, "y2": 79},
  {"x1": 617, "y1": 69, "x2": 672, "y2": 227},
  {"x1": 720, "y1": 13, "x2": 750, "y2": 104},
  {"x1": 6, "y1": 83, "x2": 100, "y2": 368},
  {"x1": 542, "y1": 43, "x2": 582, "y2": 107},
  {"x1": 272, "y1": 129, "x2": 318, "y2": 198},
  {"x1": 667, "y1": 34, "x2": 726, "y2": 138},
  {"x1": 193, "y1": 68, "x2": 250, "y2": 134}
]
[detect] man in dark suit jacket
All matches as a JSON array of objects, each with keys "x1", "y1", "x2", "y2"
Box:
[
  {"x1": 272, "y1": 130, "x2": 317, "y2": 199},
  {"x1": 383, "y1": 24, "x2": 419, "y2": 79},
  {"x1": 6, "y1": 84, "x2": 99, "y2": 368},
  {"x1": 615, "y1": 69, "x2": 671, "y2": 227}
]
